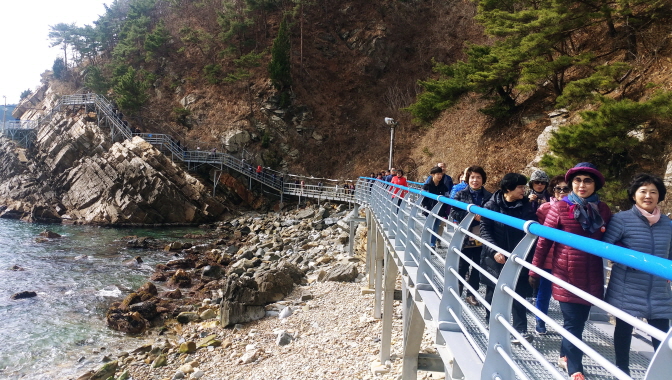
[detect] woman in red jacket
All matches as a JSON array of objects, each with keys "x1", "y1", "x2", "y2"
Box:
[
  {"x1": 529, "y1": 163, "x2": 612, "y2": 380},
  {"x1": 391, "y1": 169, "x2": 409, "y2": 212}
]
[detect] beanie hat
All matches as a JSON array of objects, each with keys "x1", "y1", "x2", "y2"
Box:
[
  {"x1": 565, "y1": 162, "x2": 605, "y2": 190},
  {"x1": 529, "y1": 170, "x2": 550, "y2": 186}
]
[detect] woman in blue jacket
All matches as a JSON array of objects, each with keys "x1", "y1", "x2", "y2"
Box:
[{"x1": 603, "y1": 173, "x2": 672, "y2": 375}]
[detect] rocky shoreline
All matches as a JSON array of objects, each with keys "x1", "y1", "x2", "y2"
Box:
[{"x1": 72, "y1": 201, "x2": 389, "y2": 380}]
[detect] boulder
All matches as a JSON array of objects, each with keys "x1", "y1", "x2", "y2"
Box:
[
  {"x1": 321, "y1": 262, "x2": 359, "y2": 282},
  {"x1": 220, "y1": 262, "x2": 305, "y2": 326},
  {"x1": 179, "y1": 341, "x2": 197, "y2": 354},
  {"x1": 221, "y1": 129, "x2": 251, "y2": 153},
  {"x1": 106, "y1": 309, "x2": 148, "y2": 334},
  {"x1": 129, "y1": 301, "x2": 158, "y2": 320},
  {"x1": 168, "y1": 269, "x2": 192, "y2": 288},
  {"x1": 10, "y1": 291, "x2": 37, "y2": 300},
  {"x1": 39, "y1": 230, "x2": 61, "y2": 238},
  {"x1": 177, "y1": 312, "x2": 200, "y2": 324},
  {"x1": 90, "y1": 360, "x2": 118, "y2": 380}
]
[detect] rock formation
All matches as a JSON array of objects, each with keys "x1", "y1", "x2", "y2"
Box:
[{"x1": 0, "y1": 109, "x2": 227, "y2": 224}]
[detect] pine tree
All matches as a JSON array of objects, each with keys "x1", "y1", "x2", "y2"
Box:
[
  {"x1": 52, "y1": 58, "x2": 67, "y2": 80},
  {"x1": 48, "y1": 23, "x2": 77, "y2": 70},
  {"x1": 268, "y1": 16, "x2": 292, "y2": 106},
  {"x1": 541, "y1": 91, "x2": 672, "y2": 205},
  {"x1": 113, "y1": 67, "x2": 149, "y2": 115}
]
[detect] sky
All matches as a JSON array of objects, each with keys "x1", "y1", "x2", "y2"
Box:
[{"x1": 0, "y1": 0, "x2": 109, "y2": 105}]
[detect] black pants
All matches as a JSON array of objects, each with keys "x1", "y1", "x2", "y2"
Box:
[
  {"x1": 614, "y1": 317, "x2": 670, "y2": 375},
  {"x1": 458, "y1": 247, "x2": 481, "y2": 297},
  {"x1": 484, "y1": 285, "x2": 528, "y2": 333}
]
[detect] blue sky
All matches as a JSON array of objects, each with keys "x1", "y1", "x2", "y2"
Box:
[{"x1": 0, "y1": 1, "x2": 108, "y2": 104}]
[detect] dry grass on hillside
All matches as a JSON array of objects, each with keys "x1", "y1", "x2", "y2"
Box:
[{"x1": 409, "y1": 94, "x2": 550, "y2": 189}]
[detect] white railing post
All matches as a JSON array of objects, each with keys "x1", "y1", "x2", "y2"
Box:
[
  {"x1": 416, "y1": 201, "x2": 443, "y2": 290},
  {"x1": 438, "y1": 213, "x2": 475, "y2": 328},
  {"x1": 644, "y1": 327, "x2": 672, "y2": 380},
  {"x1": 481, "y1": 225, "x2": 538, "y2": 380}
]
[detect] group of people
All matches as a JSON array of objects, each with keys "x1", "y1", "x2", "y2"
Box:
[{"x1": 381, "y1": 162, "x2": 671, "y2": 380}]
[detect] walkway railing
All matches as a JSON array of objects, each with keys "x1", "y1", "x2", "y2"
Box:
[
  {"x1": 356, "y1": 177, "x2": 672, "y2": 380},
  {"x1": 2, "y1": 93, "x2": 358, "y2": 203}
]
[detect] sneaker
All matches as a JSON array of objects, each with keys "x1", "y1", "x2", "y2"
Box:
[
  {"x1": 570, "y1": 372, "x2": 585, "y2": 380},
  {"x1": 535, "y1": 324, "x2": 547, "y2": 335},
  {"x1": 512, "y1": 333, "x2": 534, "y2": 345},
  {"x1": 558, "y1": 356, "x2": 568, "y2": 372},
  {"x1": 465, "y1": 295, "x2": 480, "y2": 306}
]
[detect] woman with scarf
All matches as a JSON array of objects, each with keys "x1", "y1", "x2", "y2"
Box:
[
  {"x1": 602, "y1": 174, "x2": 672, "y2": 376},
  {"x1": 449, "y1": 165, "x2": 492, "y2": 306},
  {"x1": 480, "y1": 173, "x2": 537, "y2": 343},
  {"x1": 533, "y1": 175, "x2": 570, "y2": 335},
  {"x1": 527, "y1": 169, "x2": 551, "y2": 212},
  {"x1": 529, "y1": 163, "x2": 612, "y2": 380}
]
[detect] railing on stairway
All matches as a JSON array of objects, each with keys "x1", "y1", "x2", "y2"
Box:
[
  {"x1": 356, "y1": 177, "x2": 672, "y2": 380},
  {"x1": 1, "y1": 93, "x2": 362, "y2": 203}
]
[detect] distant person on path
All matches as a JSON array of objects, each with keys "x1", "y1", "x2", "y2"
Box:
[
  {"x1": 527, "y1": 169, "x2": 551, "y2": 212},
  {"x1": 385, "y1": 168, "x2": 397, "y2": 182},
  {"x1": 533, "y1": 175, "x2": 570, "y2": 335},
  {"x1": 391, "y1": 169, "x2": 408, "y2": 212},
  {"x1": 529, "y1": 162, "x2": 612, "y2": 380},
  {"x1": 421, "y1": 166, "x2": 451, "y2": 248},
  {"x1": 480, "y1": 173, "x2": 537, "y2": 343},
  {"x1": 424, "y1": 163, "x2": 454, "y2": 193},
  {"x1": 601, "y1": 173, "x2": 672, "y2": 376},
  {"x1": 256, "y1": 165, "x2": 263, "y2": 175},
  {"x1": 449, "y1": 166, "x2": 492, "y2": 306},
  {"x1": 450, "y1": 167, "x2": 470, "y2": 198}
]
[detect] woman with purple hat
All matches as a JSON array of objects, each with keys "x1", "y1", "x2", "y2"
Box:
[{"x1": 529, "y1": 162, "x2": 612, "y2": 380}]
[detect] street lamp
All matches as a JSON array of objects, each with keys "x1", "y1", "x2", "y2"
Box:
[{"x1": 384, "y1": 117, "x2": 398, "y2": 170}]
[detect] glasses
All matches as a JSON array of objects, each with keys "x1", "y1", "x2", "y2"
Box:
[
  {"x1": 554, "y1": 186, "x2": 570, "y2": 193},
  {"x1": 572, "y1": 177, "x2": 595, "y2": 185},
  {"x1": 532, "y1": 181, "x2": 547, "y2": 185}
]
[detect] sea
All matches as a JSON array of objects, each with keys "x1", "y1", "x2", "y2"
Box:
[{"x1": 0, "y1": 218, "x2": 203, "y2": 379}]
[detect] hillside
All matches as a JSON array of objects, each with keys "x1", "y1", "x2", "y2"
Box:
[{"x1": 19, "y1": 0, "x2": 672, "y2": 202}]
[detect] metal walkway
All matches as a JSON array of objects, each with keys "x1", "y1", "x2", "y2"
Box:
[
  {"x1": 1, "y1": 93, "x2": 356, "y2": 203},
  {"x1": 357, "y1": 178, "x2": 672, "y2": 380}
]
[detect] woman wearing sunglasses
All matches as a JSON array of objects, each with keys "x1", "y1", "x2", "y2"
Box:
[
  {"x1": 529, "y1": 163, "x2": 612, "y2": 380},
  {"x1": 532, "y1": 175, "x2": 570, "y2": 335}
]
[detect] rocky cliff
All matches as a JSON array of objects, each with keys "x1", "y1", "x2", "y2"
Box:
[{"x1": 0, "y1": 110, "x2": 228, "y2": 225}]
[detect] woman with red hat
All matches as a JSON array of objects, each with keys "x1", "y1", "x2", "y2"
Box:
[{"x1": 529, "y1": 162, "x2": 612, "y2": 380}]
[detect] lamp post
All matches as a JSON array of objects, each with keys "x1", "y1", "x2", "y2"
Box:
[{"x1": 384, "y1": 117, "x2": 397, "y2": 170}]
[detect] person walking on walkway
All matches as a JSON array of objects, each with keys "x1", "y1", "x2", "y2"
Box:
[
  {"x1": 391, "y1": 169, "x2": 409, "y2": 212},
  {"x1": 450, "y1": 167, "x2": 470, "y2": 198},
  {"x1": 480, "y1": 173, "x2": 537, "y2": 342},
  {"x1": 533, "y1": 175, "x2": 570, "y2": 335},
  {"x1": 422, "y1": 166, "x2": 451, "y2": 248},
  {"x1": 602, "y1": 173, "x2": 672, "y2": 376},
  {"x1": 449, "y1": 166, "x2": 492, "y2": 306},
  {"x1": 529, "y1": 162, "x2": 612, "y2": 380},
  {"x1": 424, "y1": 162, "x2": 454, "y2": 192},
  {"x1": 527, "y1": 169, "x2": 551, "y2": 212}
]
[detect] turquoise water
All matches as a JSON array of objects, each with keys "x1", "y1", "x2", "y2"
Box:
[{"x1": 0, "y1": 218, "x2": 203, "y2": 379}]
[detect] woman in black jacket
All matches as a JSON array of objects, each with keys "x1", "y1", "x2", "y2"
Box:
[
  {"x1": 480, "y1": 173, "x2": 537, "y2": 343},
  {"x1": 448, "y1": 166, "x2": 492, "y2": 306}
]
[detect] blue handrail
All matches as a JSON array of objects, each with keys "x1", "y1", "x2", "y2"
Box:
[{"x1": 365, "y1": 177, "x2": 672, "y2": 282}]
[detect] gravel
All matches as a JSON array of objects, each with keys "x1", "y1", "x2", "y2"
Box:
[{"x1": 120, "y1": 279, "x2": 443, "y2": 380}]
